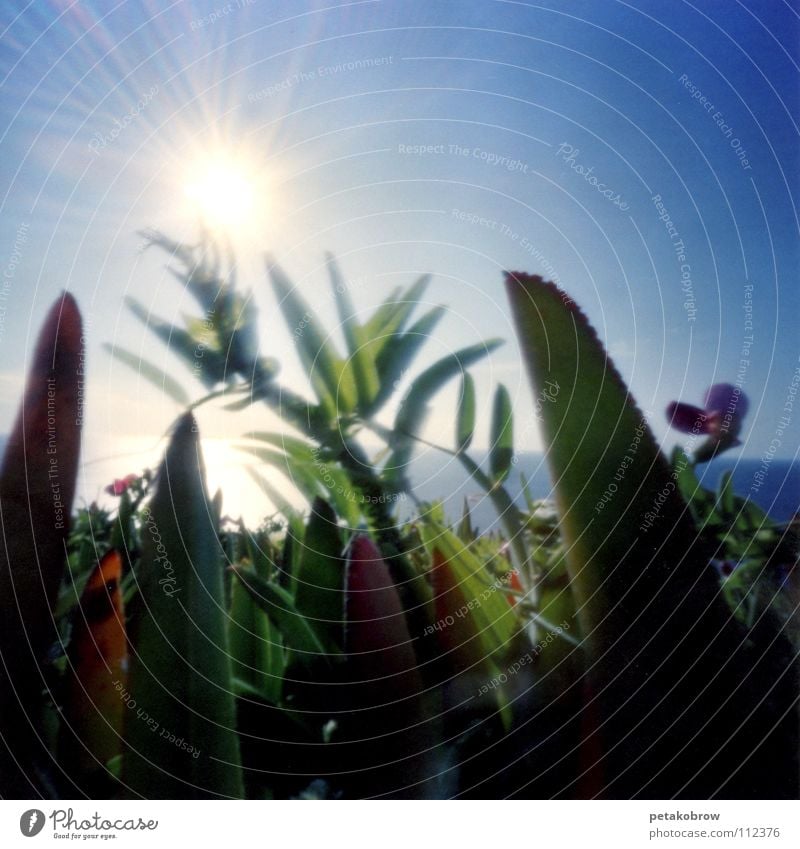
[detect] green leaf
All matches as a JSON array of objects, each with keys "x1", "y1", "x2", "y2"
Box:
[
  {"x1": 267, "y1": 257, "x2": 355, "y2": 417},
  {"x1": 123, "y1": 413, "x2": 243, "y2": 798},
  {"x1": 671, "y1": 448, "x2": 711, "y2": 523},
  {"x1": 457, "y1": 497, "x2": 476, "y2": 542},
  {"x1": 504, "y1": 273, "x2": 715, "y2": 649},
  {"x1": 126, "y1": 297, "x2": 227, "y2": 388},
  {"x1": 239, "y1": 443, "x2": 361, "y2": 528},
  {"x1": 417, "y1": 516, "x2": 518, "y2": 663},
  {"x1": 229, "y1": 575, "x2": 283, "y2": 704},
  {"x1": 293, "y1": 498, "x2": 345, "y2": 652},
  {"x1": 327, "y1": 254, "x2": 381, "y2": 413},
  {"x1": 385, "y1": 339, "x2": 503, "y2": 489},
  {"x1": 104, "y1": 344, "x2": 190, "y2": 406},
  {"x1": 231, "y1": 566, "x2": 330, "y2": 664},
  {"x1": 456, "y1": 373, "x2": 476, "y2": 452},
  {"x1": 240, "y1": 445, "x2": 325, "y2": 504},
  {"x1": 489, "y1": 384, "x2": 514, "y2": 482},
  {"x1": 503, "y1": 272, "x2": 765, "y2": 797},
  {"x1": 717, "y1": 470, "x2": 736, "y2": 518},
  {"x1": 361, "y1": 286, "x2": 402, "y2": 340},
  {"x1": 367, "y1": 305, "x2": 447, "y2": 416},
  {"x1": 363, "y1": 276, "x2": 431, "y2": 344}
]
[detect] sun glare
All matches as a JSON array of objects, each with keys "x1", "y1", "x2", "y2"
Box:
[{"x1": 183, "y1": 153, "x2": 264, "y2": 237}]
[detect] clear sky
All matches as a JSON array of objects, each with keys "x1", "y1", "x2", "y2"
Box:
[{"x1": 1, "y1": 0, "x2": 797, "y2": 520}]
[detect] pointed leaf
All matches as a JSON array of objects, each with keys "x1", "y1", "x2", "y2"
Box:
[
  {"x1": 229, "y1": 575, "x2": 283, "y2": 704},
  {"x1": 489, "y1": 384, "x2": 514, "y2": 482},
  {"x1": 385, "y1": 339, "x2": 503, "y2": 488},
  {"x1": 367, "y1": 305, "x2": 447, "y2": 416},
  {"x1": 294, "y1": 498, "x2": 345, "y2": 652},
  {"x1": 363, "y1": 276, "x2": 431, "y2": 343},
  {"x1": 456, "y1": 373, "x2": 476, "y2": 452},
  {"x1": 504, "y1": 273, "x2": 713, "y2": 645},
  {"x1": 123, "y1": 414, "x2": 243, "y2": 798},
  {"x1": 327, "y1": 254, "x2": 380, "y2": 412},
  {"x1": 239, "y1": 444, "x2": 360, "y2": 527},
  {"x1": 231, "y1": 566, "x2": 329, "y2": 663},
  {"x1": 503, "y1": 272, "x2": 767, "y2": 797},
  {"x1": 417, "y1": 519, "x2": 518, "y2": 663},
  {"x1": 267, "y1": 257, "x2": 354, "y2": 416},
  {"x1": 126, "y1": 297, "x2": 227, "y2": 387}
]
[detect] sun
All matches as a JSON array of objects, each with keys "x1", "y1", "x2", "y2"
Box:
[{"x1": 183, "y1": 152, "x2": 264, "y2": 237}]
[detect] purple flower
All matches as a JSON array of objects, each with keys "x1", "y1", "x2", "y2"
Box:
[{"x1": 666, "y1": 383, "x2": 748, "y2": 462}]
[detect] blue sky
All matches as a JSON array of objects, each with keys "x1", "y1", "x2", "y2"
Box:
[{"x1": 0, "y1": 0, "x2": 797, "y2": 518}]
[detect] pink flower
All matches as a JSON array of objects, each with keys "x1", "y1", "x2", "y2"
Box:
[
  {"x1": 666, "y1": 383, "x2": 748, "y2": 462},
  {"x1": 105, "y1": 474, "x2": 138, "y2": 496}
]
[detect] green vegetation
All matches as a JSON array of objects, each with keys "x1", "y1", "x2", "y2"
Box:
[{"x1": 0, "y1": 243, "x2": 796, "y2": 799}]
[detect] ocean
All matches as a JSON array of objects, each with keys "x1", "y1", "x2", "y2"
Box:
[{"x1": 401, "y1": 451, "x2": 799, "y2": 531}]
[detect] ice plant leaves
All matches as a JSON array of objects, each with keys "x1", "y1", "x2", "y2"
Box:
[
  {"x1": 455, "y1": 373, "x2": 476, "y2": 452},
  {"x1": 505, "y1": 272, "x2": 797, "y2": 798},
  {"x1": 417, "y1": 515, "x2": 518, "y2": 666},
  {"x1": 293, "y1": 498, "x2": 345, "y2": 653},
  {"x1": 123, "y1": 414, "x2": 243, "y2": 798},
  {"x1": 340, "y1": 535, "x2": 432, "y2": 797},
  {"x1": 489, "y1": 384, "x2": 514, "y2": 483},
  {"x1": 504, "y1": 273, "x2": 702, "y2": 649},
  {"x1": 0, "y1": 292, "x2": 83, "y2": 796},
  {"x1": 231, "y1": 565, "x2": 329, "y2": 662}
]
